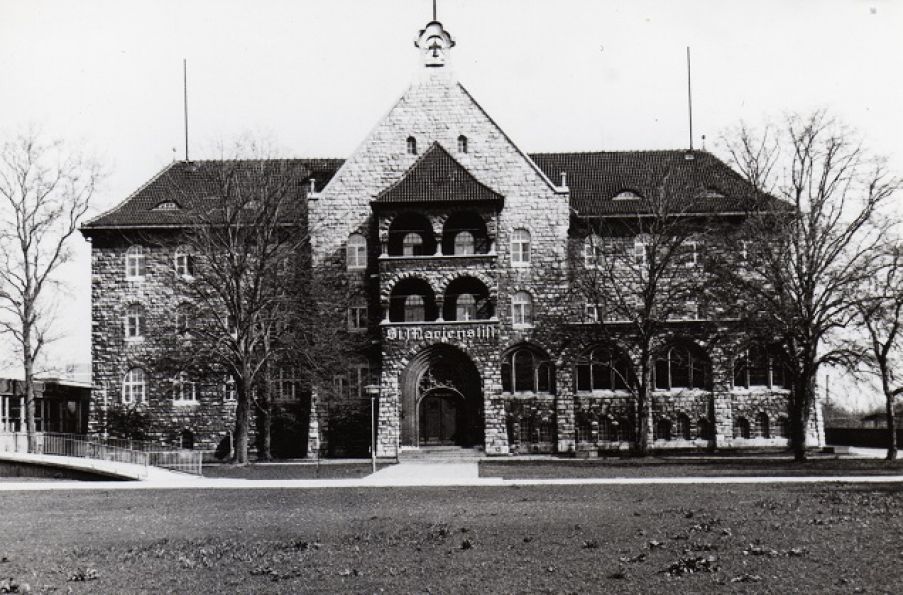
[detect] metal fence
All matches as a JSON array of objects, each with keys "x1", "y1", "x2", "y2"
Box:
[{"x1": 0, "y1": 432, "x2": 203, "y2": 476}]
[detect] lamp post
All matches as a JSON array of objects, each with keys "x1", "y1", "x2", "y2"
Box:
[{"x1": 364, "y1": 384, "x2": 380, "y2": 473}]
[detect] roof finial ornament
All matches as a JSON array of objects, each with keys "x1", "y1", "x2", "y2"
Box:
[{"x1": 415, "y1": 5, "x2": 454, "y2": 68}]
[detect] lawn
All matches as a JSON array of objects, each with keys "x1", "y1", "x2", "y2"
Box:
[
  {"x1": 202, "y1": 461, "x2": 387, "y2": 480},
  {"x1": 1, "y1": 483, "x2": 901, "y2": 593}
]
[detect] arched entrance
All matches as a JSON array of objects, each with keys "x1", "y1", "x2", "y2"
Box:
[{"x1": 400, "y1": 344, "x2": 483, "y2": 448}]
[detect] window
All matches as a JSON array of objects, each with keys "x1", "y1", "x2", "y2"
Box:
[
  {"x1": 153, "y1": 201, "x2": 180, "y2": 211},
  {"x1": 655, "y1": 418, "x2": 672, "y2": 441},
  {"x1": 406, "y1": 136, "x2": 417, "y2": 155},
  {"x1": 348, "y1": 363, "x2": 374, "y2": 398},
  {"x1": 456, "y1": 294, "x2": 476, "y2": 321},
  {"x1": 457, "y1": 135, "x2": 468, "y2": 153},
  {"x1": 654, "y1": 343, "x2": 709, "y2": 390},
  {"x1": 598, "y1": 416, "x2": 614, "y2": 441},
  {"x1": 697, "y1": 417, "x2": 713, "y2": 440},
  {"x1": 175, "y1": 303, "x2": 192, "y2": 334},
  {"x1": 576, "y1": 346, "x2": 632, "y2": 391},
  {"x1": 511, "y1": 291, "x2": 532, "y2": 327},
  {"x1": 348, "y1": 302, "x2": 368, "y2": 331},
  {"x1": 125, "y1": 304, "x2": 145, "y2": 340},
  {"x1": 174, "y1": 246, "x2": 194, "y2": 277},
  {"x1": 614, "y1": 190, "x2": 642, "y2": 200},
  {"x1": 347, "y1": 233, "x2": 367, "y2": 270},
  {"x1": 173, "y1": 371, "x2": 197, "y2": 403},
  {"x1": 733, "y1": 344, "x2": 789, "y2": 389},
  {"x1": 223, "y1": 376, "x2": 236, "y2": 402},
  {"x1": 584, "y1": 235, "x2": 604, "y2": 268},
  {"x1": 333, "y1": 374, "x2": 348, "y2": 398},
  {"x1": 404, "y1": 295, "x2": 425, "y2": 322},
  {"x1": 680, "y1": 240, "x2": 698, "y2": 267},
  {"x1": 511, "y1": 229, "x2": 531, "y2": 265},
  {"x1": 122, "y1": 368, "x2": 146, "y2": 404},
  {"x1": 584, "y1": 303, "x2": 599, "y2": 323},
  {"x1": 125, "y1": 245, "x2": 146, "y2": 280},
  {"x1": 676, "y1": 413, "x2": 692, "y2": 440},
  {"x1": 757, "y1": 412, "x2": 771, "y2": 438},
  {"x1": 634, "y1": 237, "x2": 650, "y2": 267},
  {"x1": 276, "y1": 368, "x2": 301, "y2": 400},
  {"x1": 402, "y1": 232, "x2": 424, "y2": 256},
  {"x1": 501, "y1": 347, "x2": 554, "y2": 394},
  {"x1": 454, "y1": 231, "x2": 474, "y2": 255}
]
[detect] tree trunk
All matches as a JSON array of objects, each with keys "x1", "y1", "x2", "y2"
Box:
[
  {"x1": 233, "y1": 375, "x2": 251, "y2": 465},
  {"x1": 23, "y1": 321, "x2": 37, "y2": 454},
  {"x1": 885, "y1": 395, "x2": 897, "y2": 461},
  {"x1": 635, "y1": 363, "x2": 653, "y2": 456},
  {"x1": 789, "y1": 374, "x2": 815, "y2": 462}
]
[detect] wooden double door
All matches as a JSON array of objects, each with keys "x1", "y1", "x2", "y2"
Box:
[{"x1": 419, "y1": 390, "x2": 464, "y2": 446}]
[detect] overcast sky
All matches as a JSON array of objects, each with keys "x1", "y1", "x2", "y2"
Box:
[{"x1": 1, "y1": 0, "x2": 901, "y2": 408}]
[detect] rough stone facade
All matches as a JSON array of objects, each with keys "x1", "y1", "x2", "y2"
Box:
[{"x1": 82, "y1": 19, "x2": 824, "y2": 458}]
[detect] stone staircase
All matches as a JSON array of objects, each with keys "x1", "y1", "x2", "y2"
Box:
[{"x1": 398, "y1": 446, "x2": 486, "y2": 462}]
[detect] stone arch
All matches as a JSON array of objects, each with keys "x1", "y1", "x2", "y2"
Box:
[
  {"x1": 387, "y1": 211, "x2": 436, "y2": 256},
  {"x1": 381, "y1": 272, "x2": 441, "y2": 303},
  {"x1": 398, "y1": 343, "x2": 483, "y2": 447},
  {"x1": 442, "y1": 211, "x2": 490, "y2": 255},
  {"x1": 443, "y1": 276, "x2": 494, "y2": 321},
  {"x1": 435, "y1": 270, "x2": 497, "y2": 300},
  {"x1": 388, "y1": 277, "x2": 437, "y2": 322}
]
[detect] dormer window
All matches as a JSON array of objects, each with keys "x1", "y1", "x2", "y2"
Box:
[
  {"x1": 700, "y1": 187, "x2": 726, "y2": 199},
  {"x1": 153, "y1": 201, "x2": 180, "y2": 211},
  {"x1": 613, "y1": 190, "x2": 642, "y2": 201},
  {"x1": 457, "y1": 135, "x2": 468, "y2": 153},
  {"x1": 406, "y1": 136, "x2": 417, "y2": 155}
]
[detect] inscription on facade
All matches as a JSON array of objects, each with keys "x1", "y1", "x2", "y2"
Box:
[{"x1": 385, "y1": 325, "x2": 498, "y2": 342}]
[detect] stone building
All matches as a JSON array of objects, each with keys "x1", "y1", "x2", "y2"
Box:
[{"x1": 81, "y1": 18, "x2": 823, "y2": 456}]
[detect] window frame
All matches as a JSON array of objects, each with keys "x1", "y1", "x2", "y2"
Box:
[
  {"x1": 124, "y1": 304, "x2": 145, "y2": 340},
  {"x1": 122, "y1": 368, "x2": 146, "y2": 405},
  {"x1": 511, "y1": 291, "x2": 533, "y2": 327},
  {"x1": 125, "y1": 245, "x2": 146, "y2": 281},
  {"x1": 454, "y1": 231, "x2": 475, "y2": 255},
  {"x1": 174, "y1": 246, "x2": 194, "y2": 278},
  {"x1": 457, "y1": 135, "x2": 468, "y2": 153},
  {"x1": 510, "y1": 229, "x2": 531, "y2": 266},
  {"x1": 584, "y1": 235, "x2": 605, "y2": 268},
  {"x1": 348, "y1": 302, "x2": 368, "y2": 331},
  {"x1": 346, "y1": 233, "x2": 367, "y2": 271},
  {"x1": 172, "y1": 371, "x2": 198, "y2": 404},
  {"x1": 501, "y1": 347, "x2": 555, "y2": 394}
]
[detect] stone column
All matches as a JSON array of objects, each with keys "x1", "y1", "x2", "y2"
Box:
[
  {"x1": 306, "y1": 388, "x2": 325, "y2": 459},
  {"x1": 711, "y1": 348, "x2": 733, "y2": 448},
  {"x1": 483, "y1": 390, "x2": 509, "y2": 455},
  {"x1": 556, "y1": 393, "x2": 576, "y2": 455},
  {"x1": 376, "y1": 388, "x2": 400, "y2": 458}
]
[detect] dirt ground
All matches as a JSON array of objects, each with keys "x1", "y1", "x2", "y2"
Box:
[{"x1": 1, "y1": 482, "x2": 901, "y2": 593}]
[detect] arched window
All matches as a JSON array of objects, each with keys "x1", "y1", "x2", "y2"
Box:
[
  {"x1": 734, "y1": 416, "x2": 751, "y2": 439},
  {"x1": 346, "y1": 234, "x2": 367, "y2": 270},
  {"x1": 180, "y1": 429, "x2": 195, "y2": 449},
  {"x1": 501, "y1": 346, "x2": 554, "y2": 394},
  {"x1": 511, "y1": 229, "x2": 531, "y2": 265},
  {"x1": 173, "y1": 371, "x2": 196, "y2": 403},
  {"x1": 575, "y1": 417, "x2": 593, "y2": 443},
  {"x1": 511, "y1": 291, "x2": 532, "y2": 327},
  {"x1": 454, "y1": 231, "x2": 474, "y2": 255},
  {"x1": 576, "y1": 346, "x2": 632, "y2": 391},
  {"x1": 617, "y1": 417, "x2": 635, "y2": 443},
  {"x1": 125, "y1": 245, "x2": 146, "y2": 280},
  {"x1": 584, "y1": 235, "x2": 604, "y2": 268},
  {"x1": 456, "y1": 294, "x2": 476, "y2": 321},
  {"x1": 125, "y1": 304, "x2": 145, "y2": 339},
  {"x1": 654, "y1": 342, "x2": 710, "y2": 390},
  {"x1": 457, "y1": 135, "x2": 468, "y2": 153},
  {"x1": 404, "y1": 295, "x2": 425, "y2": 322},
  {"x1": 655, "y1": 418, "x2": 672, "y2": 441},
  {"x1": 174, "y1": 246, "x2": 193, "y2": 277},
  {"x1": 122, "y1": 368, "x2": 146, "y2": 404},
  {"x1": 402, "y1": 232, "x2": 424, "y2": 256},
  {"x1": 774, "y1": 416, "x2": 789, "y2": 438},
  {"x1": 406, "y1": 136, "x2": 417, "y2": 155},
  {"x1": 757, "y1": 412, "x2": 771, "y2": 438},
  {"x1": 675, "y1": 413, "x2": 692, "y2": 440},
  {"x1": 697, "y1": 417, "x2": 713, "y2": 440},
  {"x1": 598, "y1": 416, "x2": 614, "y2": 441}
]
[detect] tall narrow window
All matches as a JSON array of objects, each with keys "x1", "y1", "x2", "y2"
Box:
[
  {"x1": 125, "y1": 245, "x2": 146, "y2": 280},
  {"x1": 406, "y1": 136, "x2": 417, "y2": 155},
  {"x1": 347, "y1": 234, "x2": 367, "y2": 270},
  {"x1": 511, "y1": 229, "x2": 531, "y2": 265},
  {"x1": 175, "y1": 303, "x2": 192, "y2": 335},
  {"x1": 454, "y1": 231, "x2": 474, "y2": 255},
  {"x1": 584, "y1": 235, "x2": 604, "y2": 268},
  {"x1": 634, "y1": 238, "x2": 650, "y2": 267},
  {"x1": 457, "y1": 135, "x2": 468, "y2": 153},
  {"x1": 122, "y1": 368, "x2": 146, "y2": 404},
  {"x1": 348, "y1": 302, "x2": 368, "y2": 331},
  {"x1": 402, "y1": 232, "x2": 424, "y2": 256},
  {"x1": 511, "y1": 291, "x2": 532, "y2": 327},
  {"x1": 502, "y1": 347, "x2": 554, "y2": 394},
  {"x1": 223, "y1": 376, "x2": 236, "y2": 402},
  {"x1": 456, "y1": 294, "x2": 476, "y2": 321},
  {"x1": 404, "y1": 295, "x2": 425, "y2": 322},
  {"x1": 174, "y1": 246, "x2": 194, "y2": 277},
  {"x1": 125, "y1": 304, "x2": 145, "y2": 339}
]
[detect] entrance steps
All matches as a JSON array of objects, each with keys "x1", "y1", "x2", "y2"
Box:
[{"x1": 398, "y1": 446, "x2": 485, "y2": 462}]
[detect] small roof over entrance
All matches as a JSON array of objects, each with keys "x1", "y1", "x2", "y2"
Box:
[{"x1": 372, "y1": 142, "x2": 504, "y2": 208}]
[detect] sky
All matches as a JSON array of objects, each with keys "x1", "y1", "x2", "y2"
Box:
[{"x1": 1, "y1": 0, "x2": 901, "y2": 409}]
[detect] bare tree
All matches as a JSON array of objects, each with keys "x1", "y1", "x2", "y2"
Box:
[
  {"x1": 853, "y1": 241, "x2": 903, "y2": 460},
  {"x1": 0, "y1": 131, "x2": 100, "y2": 451},
  {"x1": 573, "y1": 176, "x2": 713, "y2": 455},
  {"x1": 719, "y1": 110, "x2": 898, "y2": 460},
  {"x1": 155, "y1": 147, "x2": 354, "y2": 464}
]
